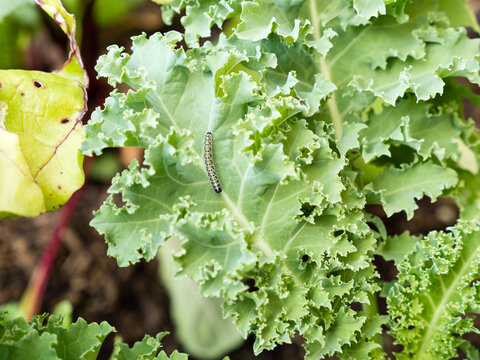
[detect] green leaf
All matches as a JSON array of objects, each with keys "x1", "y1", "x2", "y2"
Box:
[
  {"x1": 0, "y1": 0, "x2": 87, "y2": 219},
  {"x1": 235, "y1": 1, "x2": 305, "y2": 42},
  {"x1": 353, "y1": 0, "x2": 385, "y2": 20},
  {"x1": 361, "y1": 97, "x2": 469, "y2": 162},
  {"x1": 113, "y1": 333, "x2": 166, "y2": 360},
  {"x1": 318, "y1": 0, "x2": 480, "y2": 125},
  {"x1": 181, "y1": 0, "x2": 234, "y2": 47},
  {"x1": 158, "y1": 238, "x2": 243, "y2": 359},
  {"x1": 0, "y1": 0, "x2": 33, "y2": 22},
  {"x1": 304, "y1": 0, "x2": 385, "y2": 30},
  {"x1": 350, "y1": 27, "x2": 480, "y2": 104},
  {"x1": 438, "y1": 0, "x2": 480, "y2": 32},
  {"x1": 456, "y1": 169, "x2": 480, "y2": 221},
  {"x1": 93, "y1": 0, "x2": 144, "y2": 29},
  {"x1": 369, "y1": 162, "x2": 458, "y2": 219},
  {"x1": 376, "y1": 231, "x2": 420, "y2": 264},
  {"x1": 83, "y1": 30, "x2": 380, "y2": 357},
  {"x1": 35, "y1": 0, "x2": 87, "y2": 85},
  {"x1": 83, "y1": 0, "x2": 480, "y2": 358},
  {"x1": 47, "y1": 317, "x2": 114, "y2": 360},
  {"x1": 387, "y1": 220, "x2": 480, "y2": 360},
  {"x1": 0, "y1": 126, "x2": 46, "y2": 217},
  {"x1": 0, "y1": 70, "x2": 85, "y2": 218},
  {"x1": 0, "y1": 310, "x2": 189, "y2": 360},
  {"x1": 304, "y1": 307, "x2": 365, "y2": 357},
  {"x1": 0, "y1": 312, "x2": 115, "y2": 360}
]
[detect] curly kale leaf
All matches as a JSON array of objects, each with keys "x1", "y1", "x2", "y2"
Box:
[
  {"x1": 82, "y1": 30, "x2": 380, "y2": 358},
  {"x1": 384, "y1": 221, "x2": 480, "y2": 360},
  {"x1": 0, "y1": 311, "x2": 187, "y2": 360},
  {"x1": 83, "y1": 0, "x2": 480, "y2": 358}
]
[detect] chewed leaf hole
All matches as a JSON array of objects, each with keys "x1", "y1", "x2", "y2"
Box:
[
  {"x1": 61, "y1": 118, "x2": 71, "y2": 124},
  {"x1": 302, "y1": 254, "x2": 309, "y2": 262},
  {"x1": 470, "y1": 278, "x2": 480, "y2": 287},
  {"x1": 243, "y1": 278, "x2": 259, "y2": 293},
  {"x1": 299, "y1": 202, "x2": 316, "y2": 218},
  {"x1": 112, "y1": 193, "x2": 127, "y2": 208},
  {"x1": 34, "y1": 80, "x2": 45, "y2": 88}
]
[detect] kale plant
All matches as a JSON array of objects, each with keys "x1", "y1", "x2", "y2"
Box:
[{"x1": 82, "y1": 1, "x2": 480, "y2": 358}]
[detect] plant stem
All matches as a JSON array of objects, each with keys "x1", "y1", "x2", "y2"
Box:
[
  {"x1": 19, "y1": 188, "x2": 83, "y2": 320},
  {"x1": 19, "y1": 158, "x2": 92, "y2": 320},
  {"x1": 309, "y1": 0, "x2": 343, "y2": 140}
]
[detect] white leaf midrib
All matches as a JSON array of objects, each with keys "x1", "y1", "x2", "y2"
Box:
[{"x1": 416, "y1": 244, "x2": 480, "y2": 359}]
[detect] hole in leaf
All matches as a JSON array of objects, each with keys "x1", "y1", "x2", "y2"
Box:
[
  {"x1": 349, "y1": 302, "x2": 362, "y2": 311},
  {"x1": 299, "y1": 147, "x2": 310, "y2": 159},
  {"x1": 301, "y1": 254, "x2": 309, "y2": 262},
  {"x1": 299, "y1": 202, "x2": 316, "y2": 218},
  {"x1": 374, "y1": 144, "x2": 416, "y2": 167},
  {"x1": 428, "y1": 105, "x2": 441, "y2": 115},
  {"x1": 243, "y1": 278, "x2": 259, "y2": 292},
  {"x1": 112, "y1": 193, "x2": 127, "y2": 208},
  {"x1": 61, "y1": 118, "x2": 71, "y2": 124},
  {"x1": 470, "y1": 278, "x2": 480, "y2": 287},
  {"x1": 33, "y1": 80, "x2": 45, "y2": 88},
  {"x1": 333, "y1": 230, "x2": 344, "y2": 237},
  {"x1": 204, "y1": 264, "x2": 215, "y2": 275}
]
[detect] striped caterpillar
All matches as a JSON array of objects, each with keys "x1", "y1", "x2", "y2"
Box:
[{"x1": 204, "y1": 132, "x2": 222, "y2": 193}]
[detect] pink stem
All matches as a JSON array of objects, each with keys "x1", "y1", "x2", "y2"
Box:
[{"x1": 20, "y1": 158, "x2": 92, "y2": 320}]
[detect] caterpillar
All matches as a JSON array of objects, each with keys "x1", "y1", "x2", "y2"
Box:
[{"x1": 204, "y1": 131, "x2": 222, "y2": 193}]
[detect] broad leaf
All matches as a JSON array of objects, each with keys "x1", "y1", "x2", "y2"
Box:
[
  {"x1": 0, "y1": 0, "x2": 87, "y2": 219},
  {"x1": 83, "y1": 31, "x2": 379, "y2": 358},
  {"x1": 158, "y1": 238, "x2": 243, "y2": 359},
  {"x1": 83, "y1": 0, "x2": 480, "y2": 358}
]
